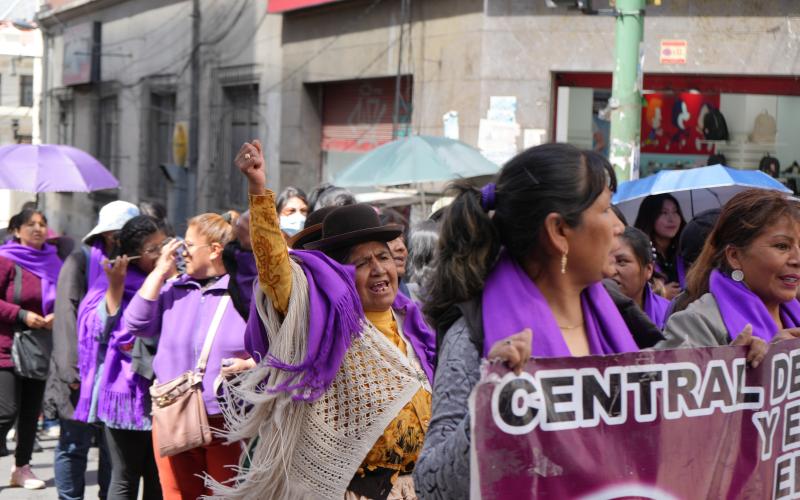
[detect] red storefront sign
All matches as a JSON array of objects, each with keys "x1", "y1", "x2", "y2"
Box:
[{"x1": 268, "y1": 0, "x2": 345, "y2": 13}]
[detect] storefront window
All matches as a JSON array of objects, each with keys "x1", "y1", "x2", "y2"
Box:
[{"x1": 554, "y1": 73, "x2": 800, "y2": 186}]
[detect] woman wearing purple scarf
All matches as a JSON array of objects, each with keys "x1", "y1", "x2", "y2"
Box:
[
  {"x1": 74, "y1": 215, "x2": 167, "y2": 499},
  {"x1": 409, "y1": 144, "x2": 646, "y2": 498},
  {"x1": 0, "y1": 207, "x2": 62, "y2": 490},
  {"x1": 660, "y1": 189, "x2": 800, "y2": 350},
  {"x1": 210, "y1": 140, "x2": 436, "y2": 500},
  {"x1": 125, "y1": 212, "x2": 251, "y2": 499},
  {"x1": 611, "y1": 226, "x2": 671, "y2": 329}
]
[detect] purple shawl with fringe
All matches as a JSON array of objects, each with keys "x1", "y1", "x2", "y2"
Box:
[
  {"x1": 643, "y1": 283, "x2": 670, "y2": 330},
  {"x1": 74, "y1": 245, "x2": 110, "y2": 421},
  {"x1": 482, "y1": 250, "x2": 639, "y2": 357},
  {"x1": 96, "y1": 267, "x2": 151, "y2": 429},
  {"x1": 0, "y1": 242, "x2": 62, "y2": 314},
  {"x1": 244, "y1": 249, "x2": 436, "y2": 402},
  {"x1": 709, "y1": 269, "x2": 800, "y2": 342},
  {"x1": 74, "y1": 264, "x2": 150, "y2": 428}
]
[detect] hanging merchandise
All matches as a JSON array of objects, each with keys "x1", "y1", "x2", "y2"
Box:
[
  {"x1": 701, "y1": 105, "x2": 729, "y2": 141},
  {"x1": 749, "y1": 110, "x2": 777, "y2": 144},
  {"x1": 758, "y1": 154, "x2": 781, "y2": 178},
  {"x1": 641, "y1": 92, "x2": 720, "y2": 155},
  {"x1": 786, "y1": 161, "x2": 800, "y2": 194}
]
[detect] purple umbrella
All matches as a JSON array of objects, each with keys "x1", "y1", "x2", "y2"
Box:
[{"x1": 0, "y1": 144, "x2": 119, "y2": 192}]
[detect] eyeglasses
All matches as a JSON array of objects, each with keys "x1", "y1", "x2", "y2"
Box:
[{"x1": 181, "y1": 242, "x2": 211, "y2": 255}]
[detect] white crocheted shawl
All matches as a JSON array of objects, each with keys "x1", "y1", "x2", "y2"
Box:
[{"x1": 207, "y1": 259, "x2": 428, "y2": 499}]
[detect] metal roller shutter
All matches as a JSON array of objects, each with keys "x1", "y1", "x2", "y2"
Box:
[{"x1": 322, "y1": 76, "x2": 412, "y2": 153}]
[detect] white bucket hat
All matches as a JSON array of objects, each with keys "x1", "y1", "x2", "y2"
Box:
[{"x1": 83, "y1": 201, "x2": 140, "y2": 243}]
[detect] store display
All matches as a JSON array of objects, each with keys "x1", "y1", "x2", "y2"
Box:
[
  {"x1": 702, "y1": 105, "x2": 729, "y2": 141},
  {"x1": 749, "y1": 110, "x2": 777, "y2": 144},
  {"x1": 641, "y1": 92, "x2": 720, "y2": 155}
]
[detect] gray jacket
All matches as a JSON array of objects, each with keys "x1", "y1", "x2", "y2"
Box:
[
  {"x1": 413, "y1": 316, "x2": 480, "y2": 500},
  {"x1": 658, "y1": 292, "x2": 730, "y2": 349},
  {"x1": 414, "y1": 284, "x2": 664, "y2": 499}
]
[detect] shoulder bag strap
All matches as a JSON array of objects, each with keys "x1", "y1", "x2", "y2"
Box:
[
  {"x1": 195, "y1": 295, "x2": 230, "y2": 376},
  {"x1": 13, "y1": 264, "x2": 22, "y2": 306}
]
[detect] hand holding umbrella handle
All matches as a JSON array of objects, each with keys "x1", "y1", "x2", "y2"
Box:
[{"x1": 235, "y1": 140, "x2": 266, "y2": 196}]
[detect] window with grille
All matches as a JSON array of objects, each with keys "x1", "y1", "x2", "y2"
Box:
[
  {"x1": 57, "y1": 98, "x2": 73, "y2": 144},
  {"x1": 98, "y1": 95, "x2": 119, "y2": 176},
  {"x1": 147, "y1": 92, "x2": 176, "y2": 201},
  {"x1": 19, "y1": 75, "x2": 33, "y2": 107},
  {"x1": 220, "y1": 84, "x2": 259, "y2": 208}
]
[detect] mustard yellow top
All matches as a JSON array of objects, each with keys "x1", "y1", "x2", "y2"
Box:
[
  {"x1": 359, "y1": 311, "x2": 432, "y2": 481},
  {"x1": 248, "y1": 193, "x2": 431, "y2": 486}
]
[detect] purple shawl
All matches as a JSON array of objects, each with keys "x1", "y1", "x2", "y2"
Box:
[
  {"x1": 643, "y1": 283, "x2": 670, "y2": 330},
  {"x1": 0, "y1": 242, "x2": 62, "y2": 314},
  {"x1": 481, "y1": 250, "x2": 639, "y2": 357},
  {"x1": 96, "y1": 267, "x2": 151, "y2": 429},
  {"x1": 390, "y1": 290, "x2": 436, "y2": 384},
  {"x1": 246, "y1": 249, "x2": 436, "y2": 401},
  {"x1": 74, "y1": 263, "x2": 149, "y2": 427},
  {"x1": 86, "y1": 241, "x2": 106, "y2": 290},
  {"x1": 676, "y1": 254, "x2": 687, "y2": 289},
  {"x1": 235, "y1": 247, "x2": 257, "y2": 312},
  {"x1": 709, "y1": 269, "x2": 800, "y2": 342},
  {"x1": 71, "y1": 241, "x2": 110, "y2": 422}
]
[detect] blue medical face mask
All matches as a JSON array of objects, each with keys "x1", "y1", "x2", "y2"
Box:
[{"x1": 280, "y1": 212, "x2": 306, "y2": 236}]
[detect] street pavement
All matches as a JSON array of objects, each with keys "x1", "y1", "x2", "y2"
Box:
[{"x1": 0, "y1": 431, "x2": 101, "y2": 499}]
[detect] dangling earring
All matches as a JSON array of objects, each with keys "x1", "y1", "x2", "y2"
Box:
[
  {"x1": 731, "y1": 269, "x2": 745, "y2": 282},
  {"x1": 561, "y1": 252, "x2": 568, "y2": 274}
]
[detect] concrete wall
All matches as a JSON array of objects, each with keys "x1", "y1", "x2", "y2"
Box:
[
  {"x1": 38, "y1": 0, "x2": 282, "y2": 238},
  {"x1": 36, "y1": 0, "x2": 800, "y2": 237},
  {"x1": 277, "y1": 0, "x2": 800, "y2": 189},
  {"x1": 277, "y1": 0, "x2": 486, "y2": 191}
]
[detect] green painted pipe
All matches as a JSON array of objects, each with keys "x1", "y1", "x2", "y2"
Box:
[{"x1": 608, "y1": 0, "x2": 645, "y2": 182}]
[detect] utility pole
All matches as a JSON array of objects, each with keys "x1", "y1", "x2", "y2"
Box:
[
  {"x1": 187, "y1": 0, "x2": 200, "y2": 219},
  {"x1": 608, "y1": 0, "x2": 645, "y2": 182}
]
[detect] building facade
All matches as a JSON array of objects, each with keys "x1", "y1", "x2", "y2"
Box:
[
  {"x1": 0, "y1": 20, "x2": 42, "y2": 228},
  {"x1": 275, "y1": 0, "x2": 800, "y2": 189},
  {"x1": 37, "y1": 0, "x2": 800, "y2": 236},
  {"x1": 37, "y1": 0, "x2": 282, "y2": 238}
]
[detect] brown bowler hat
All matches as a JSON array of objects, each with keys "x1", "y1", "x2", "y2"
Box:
[
  {"x1": 303, "y1": 204, "x2": 402, "y2": 252},
  {"x1": 289, "y1": 206, "x2": 338, "y2": 249}
]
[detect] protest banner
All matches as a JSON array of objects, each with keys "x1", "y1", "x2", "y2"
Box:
[{"x1": 470, "y1": 339, "x2": 800, "y2": 499}]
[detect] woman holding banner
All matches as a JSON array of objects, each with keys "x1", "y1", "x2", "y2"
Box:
[
  {"x1": 414, "y1": 144, "x2": 640, "y2": 499},
  {"x1": 660, "y1": 189, "x2": 800, "y2": 349},
  {"x1": 412, "y1": 144, "x2": 767, "y2": 500}
]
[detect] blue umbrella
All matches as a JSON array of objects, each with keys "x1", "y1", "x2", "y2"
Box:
[
  {"x1": 613, "y1": 164, "x2": 792, "y2": 222},
  {"x1": 333, "y1": 135, "x2": 500, "y2": 187}
]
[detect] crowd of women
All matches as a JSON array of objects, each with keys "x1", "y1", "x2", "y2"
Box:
[{"x1": 1, "y1": 137, "x2": 799, "y2": 499}]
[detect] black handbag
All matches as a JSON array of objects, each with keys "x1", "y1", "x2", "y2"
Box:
[{"x1": 10, "y1": 264, "x2": 52, "y2": 380}]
